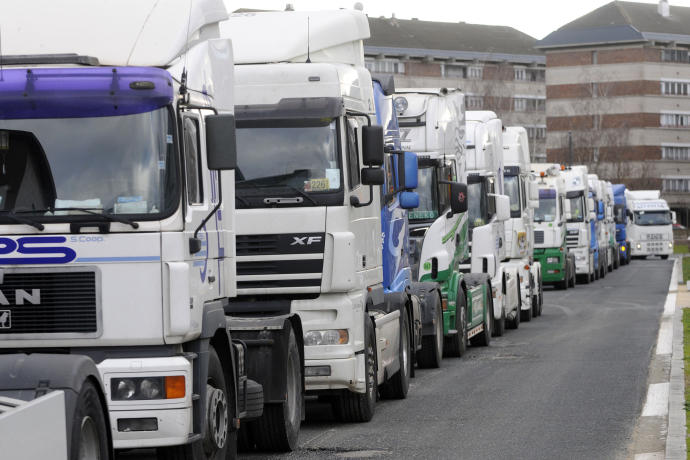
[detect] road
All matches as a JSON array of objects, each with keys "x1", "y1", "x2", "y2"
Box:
[{"x1": 119, "y1": 258, "x2": 673, "y2": 460}]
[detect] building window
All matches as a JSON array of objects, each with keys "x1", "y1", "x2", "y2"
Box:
[
  {"x1": 443, "y1": 64, "x2": 467, "y2": 78},
  {"x1": 661, "y1": 80, "x2": 690, "y2": 96},
  {"x1": 661, "y1": 113, "x2": 690, "y2": 127},
  {"x1": 662, "y1": 49, "x2": 690, "y2": 63},
  {"x1": 514, "y1": 67, "x2": 545, "y2": 82},
  {"x1": 662, "y1": 145, "x2": 690, "y2": 160},
  {"x1": 365, "y1": 58, "x2": 405, "y2": 74},
  {"x1": 663, "y1": 177, "x2": 690, "y2": 192},
  {"x1": 514, "y1": 67, "x2": 526, "y2": 81},
  {"x1": 526, "y1": 126, "x2": 546, "y2": 140},
  {"x1": 514, "y1": 97, "x2": 545, "y2": 112},
  {"x1": 466, "y1": 95, "x2": 483, "y2": 109},
  {"x1": 468, "y1": 66, "x2": 483, "y2": 79}
]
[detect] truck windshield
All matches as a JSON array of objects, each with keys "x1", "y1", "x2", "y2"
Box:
[
  {"x1": 504, "y1": 175, "x2": 521, "y2": 218},
  {"x1": 567, "y1": 195, "x2": 585, "y2": 223},
  {"x1": 410, "y1": 167, "x2": 439, "y2": 221},
  {"x1": 235, "y1": 119, "x2": 342, "y2": 207},
  {"x1": 634, "y1": 211, "x2": 672, "y2": 226},
  {"x1": 535, "y1": 189, "x2": 557, "y2": 223},
  {"x1": 0, "y1": 107, "x2": 177, "y2": 220},
  {"x1": 468, "y1": 180, "x2": 488, "y2": 229}
]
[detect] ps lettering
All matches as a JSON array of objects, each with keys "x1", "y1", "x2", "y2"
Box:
[{"x1": 0, "y1": 236, "x2": 77, "y2": 264}]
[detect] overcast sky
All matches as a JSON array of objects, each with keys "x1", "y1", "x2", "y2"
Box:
[{"x1": 228, "y1": 0, "x2": 690, "y2": 39}]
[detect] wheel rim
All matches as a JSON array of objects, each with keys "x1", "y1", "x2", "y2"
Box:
[
  {"x1": 78, "y1": 416, "x2": 100, "y2": 460},
  {"x1": 204, "y1": 384, "x2": 228, "y2": 456},
  {"x1": 286, "y1": 348, "x2": 300, "y2": 426}
]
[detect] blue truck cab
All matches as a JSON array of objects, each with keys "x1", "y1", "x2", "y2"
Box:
[{"x1": 613, "y1": 184, "x2": 630, "y2": 265}]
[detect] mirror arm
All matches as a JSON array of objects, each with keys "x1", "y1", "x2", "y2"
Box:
[
  {"x1": 191, "y1": 173, "x2": 223, "y2": 254},
  {"x1": 351, "y1": 185, "x2": 375, "y2": 208},
  {"x1": 345, "y1": 109, "x2": 373, "y2": 126}
]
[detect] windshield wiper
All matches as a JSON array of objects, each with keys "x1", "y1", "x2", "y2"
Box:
[
  {"x1": 0, "y1": 211, "x2": 44, "y2": 230},
  {"x1": 52, "y1": 207, "x2": 139, "y2": 229}
]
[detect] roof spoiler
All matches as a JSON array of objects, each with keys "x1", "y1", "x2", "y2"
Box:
[{"x1": 0, "y1": 53, "x2": 99, "y2": 66}]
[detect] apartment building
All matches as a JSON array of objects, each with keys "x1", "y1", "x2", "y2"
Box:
[
  {"x1": 364, "y1": 16, "x2": 547, "y2": 161},
  {"x1": 536, "y1": 0, "x2": 690, "y2": 221}
]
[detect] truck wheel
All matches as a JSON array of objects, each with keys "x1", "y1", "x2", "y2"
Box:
[
  {"x1": 472, "y1": 282, "x2": 492, "y2": 347},
  {"x1": 569, "y1": 262, "x2": 576, "y2": 288},
  {"x1": 381, "y1": 310, "x2": 411, "y2": 399},
  {"x1": 417, "y1": 293, "x2": 443, "y2": 368},
  {"x1": 70, "y1": 380, "x2": 109, "y2": 460},
  {"x1": 538, "y1": 276, "x2": 543, "y2": 316},
  {"x1": 445, "y1": 288, "x2": 467, "y2": 358},
  {"x1": 492, "y1": 302, "x2": 505, "y2": 337},
  {"x1": 521, "y1": 282, "x2": 532, "y2": 323},
  {"x1": 661, "y1": 255, "x2": 669, "y2": 260},
  {"x1": 333, "y1": 319, "x2": 376, "y2": 422},
  {"x1": 507, "y1": 282, "x2": 521, "y2": 329},
  {"x1": 158, "y1": 347, "x2": 235, "y2": 460},
  {"x1": 250, "y1": 326, "x2": 302, "y2": 451}
]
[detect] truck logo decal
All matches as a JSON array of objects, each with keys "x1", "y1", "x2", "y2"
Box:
[
  {"x1": 0, "y1": 236, "x2": 77, "y2": 265},
  {"x1": 0, "y1": 289, "x2": 40, "y2": 306},
  {"x1": 291, "y1": 236, "x2": 323, "y2": 246},
  {"x1": 0, "y1": 311, "x2": 9, "y2": 329}
]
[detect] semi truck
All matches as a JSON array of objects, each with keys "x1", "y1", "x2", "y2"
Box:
[
  {"x1": 395, "y1": 88, "x2": 493, "y2": 355},
  {"x1": 464, "y1": 111, "x2": 519, "y2": 334},
  {"x1": 532, "y1": 164, "x2": 576, "y2": 289},
  {"x1": 223, "y1": 10, "x2": 417, "y2": 429},
  {"x1": 625, "y1": 190, "x2": 674, "y2": 259},
  {"x1": 605, "y1": 181, "x2": 620, "y2": 270},
  {"x1": 502, "y1": 127, "x2": 543, "y2": 320},
  {"x1": 613, "y1": 184, "x2": 631, "y2": 265},
  {"x1": 588, "y1": 174, "x2": 609, "y2": 278},
  {"x1": 562, "y1": 166, "x2": 599, "y2": 283},
  {"x1": 0, "y1": 1, "x2": 267, "y2": 459}
]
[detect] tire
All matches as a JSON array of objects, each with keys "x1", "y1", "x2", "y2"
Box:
[
  {"x1": 556, "y1": 266, "x2": 568, "y2": 290},
  {"x1": 521, "y1": 281, "x2": 533, "y2": 323},
  {"x1": 247, "y1": 327, "x2": 302, "y2": 451},
  {"x1": 417, "y1": 292, "x2": 443, "y2": 369},
  {"x1": 70, "y1": 380, "x2": 109, "y2": 460},
  {"x1": 569, "y1": 261, "x2": 577, "y2": 288},
  {"x1": 158, "y1": 347, "x2": 236, "y2": 460},
  {"x1": 380, "y1": 310, "x2": 411, "y2": 399},
  {"x1": 492, "y1": 300, "x2": 505, "y2": 337},
  {"x1": 333, "y1": 319, "x2": 376, "y2": 422},
  {"x1": 445, "y1": 286, "x2": 467, "y2": 358},
  {"x1": 661, "y1": 255, "x2": 669, "y2": 260},
  {"x1": 538, "y1": 276, "x2": 543, "y2": 316},
  {"x1": 507, "y1": 282, "x2": 521, "y2": 329},
  {"x1": 472, "y1": 281, "x2": 492, "y2": 347},
  {"x1": 601, "y1": 254, "x2": 607, "y2": 278}
]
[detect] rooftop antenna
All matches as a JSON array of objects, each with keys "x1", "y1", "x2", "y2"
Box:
[{"x1": 306, "y1": 16, "x2": 311, "y2": 63}]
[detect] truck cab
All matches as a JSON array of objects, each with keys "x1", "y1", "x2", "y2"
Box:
[
  {"x1": 223, "y1": 10, "x2": 415, "y2": 428},
  {"x1": 464, "y1": 111, "x2": 518, "y2": 334},
  {"x1": 588, "y1": 174, "x2": 609, "y2": 278},
  {"x1": 625, "y1": 190, "x2": 674, "y2": 259},
  {"x1": 502, "y1": 127, "x2": 543, "y2": 320},
  {"x1": 394, "y1": 88, "x2": 493, "y2": 355},
  {"x1": 613, "y1": 184, "x2": 630, "y2": 265},
  {"x1": 532, "y1": 164, "x2": 576, "y2": 289},
  {"x1": 605, "y1": 182, "x2": 620, "y2": 270},
  {"x1": 0, "y1": 2, "x2": 263, "y2": 459},
  {"x1": 563, "y1": 165, "x2": 598, "y2": 283}
]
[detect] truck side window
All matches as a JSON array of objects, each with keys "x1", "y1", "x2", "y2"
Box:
[
  {"x1": 183, "y1": 117, "x2": 203, "y2": 205},
  {"x1": 346, "y1": 119, "x2": 360, "y2": 189}
]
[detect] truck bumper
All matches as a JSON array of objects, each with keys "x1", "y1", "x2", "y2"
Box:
[
  {"x1": 570, "y1": 246, "x2": 591, "y2": 274},
  {"x1": 631, "y1": 241, "x2": 674, "y2": 257},
  {"x1": 305, "y1": 354, "x2": 365, "y2": 393},
  {"x1": 97, "y1": 356, "x2": 193, "y2": 449},
  {"x1": 534, "y1": 248, "x2": 566, "y2": 283}
]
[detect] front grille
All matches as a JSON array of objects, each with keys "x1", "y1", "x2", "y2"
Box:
[
  {"x1": 237, "y1": 233, "x2": 325, "y2": 256},
  {"x1": 534, "y1": 230, "x2": 544, "y2": 244},
  {"x1": 0, "y1": 270, "x2": 98, "y2": 335},
  {"x1": 237, "y1": 259, "x2": 323, "y2": 276}
]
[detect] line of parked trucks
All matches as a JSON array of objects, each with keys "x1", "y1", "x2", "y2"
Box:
[{"x1": 0, "y1": 3, "x2": 676, "y2": 460}]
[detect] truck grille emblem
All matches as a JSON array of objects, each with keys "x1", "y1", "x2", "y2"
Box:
[
  {"x1": 0, "y1": 311, "x2": 10, "y2": 329},
  {"x1": 291, "y1": 236, "x2": 323, "y2": 246}
]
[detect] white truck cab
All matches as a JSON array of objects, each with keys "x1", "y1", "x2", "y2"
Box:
[
  {"x1": 625, "y1": 190, "x2": 674, "y2": 259},
  {"x1": 464, "y1": 111, "x2": 519, "y2": 334},
  {"x1": 502, "y1": 127, "x2": 543, "y2": 320},
  {"x1": 562, "y1": 165, "x2": 597, "y2": 282},
  {"x1": 588, "y1": 174, "x2": 610, "y2": 278}
]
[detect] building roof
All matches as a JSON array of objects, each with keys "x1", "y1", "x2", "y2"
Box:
[
  {"x1": 536, "y1": 1, "x2": 690, "y2": 49},
  {"x1": 364, "y1": 16, "x2": 544, "y2": 65}
]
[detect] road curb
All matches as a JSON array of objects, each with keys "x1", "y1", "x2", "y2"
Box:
[{"x1": 666, "y1": 257, "x2": 686, "y2": 460}]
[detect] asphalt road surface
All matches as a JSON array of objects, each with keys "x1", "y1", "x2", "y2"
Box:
[{"x1": 119, "y1": 258, "x2": 673, "y2": 460}]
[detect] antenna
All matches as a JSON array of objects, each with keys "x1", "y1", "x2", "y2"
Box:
[{"x1": 306, "y1": 16, "x2": 311, "y2": 63}]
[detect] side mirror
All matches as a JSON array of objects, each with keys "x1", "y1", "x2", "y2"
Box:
[
  {"x1": 529, "y1": 181, "x2": 539, "y2": 201},
  {"x1": 672, "y1": 211, "x2": 677, "y2": 224},
  {"x1": 564, "y1": 198, "x2": 572, "y2": 215},
  {"x1": 400, "y1": 191, "x2": 419, "y2": 209},
  {"x1": 362, "y1": 125, "x2": 384, "y2": 167},
  {"x1": 626, "y1": 209, "x2": 633, "y2": 218},
  {"x1": 472, "y1": 254, "x2": 496, "y2": 277},
  {"x1": 565, "y1": 212, "x2": 572, "y2": 220},
  {"x1": 402, "y1": 151, "x2": 418, "y2": 189},
  {"x1": 205, "y1": 114, "x2": 237, "y2": 170},
  {"x1": 588, "y1": 197, "x2": 595, "y2": 212},
  {"x1": 494, "y1": 194, "x2": 510, "y2": 221},
  {"x1": 589, "y1": 211, "x2": 596, "y2": 221},
  {"x1": 361, "y1": 168, "x2": 385, "y2": 186},
  {"x1": 528, "y1": 199, "x2": 539, "y2": 209},
  {"x1": 449, "y1": 182, "x2": 468, "y2": 215},
  {"x1": 598, "y1": 201, "x2": 605, "y2": 218}
]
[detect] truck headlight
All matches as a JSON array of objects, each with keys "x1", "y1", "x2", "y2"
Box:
[
  {"x1": 547, "y1": 257, "x2": 559, "y2": 264},
  {"x1": 305, "y1": 329, "x2": 349, "y2": 346},
  {"x1": 575, "y1": 255, "x2": 586, "y2": 262},
  {"x1": 669, "y1": 242, "x2": 673, "y2": 249},
  {"x1": 637, "y1": 243, "x2": 642, "y2": 249},
  {"x1": 111, "y1": 376, "x2": 185, "y2": 400}
]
